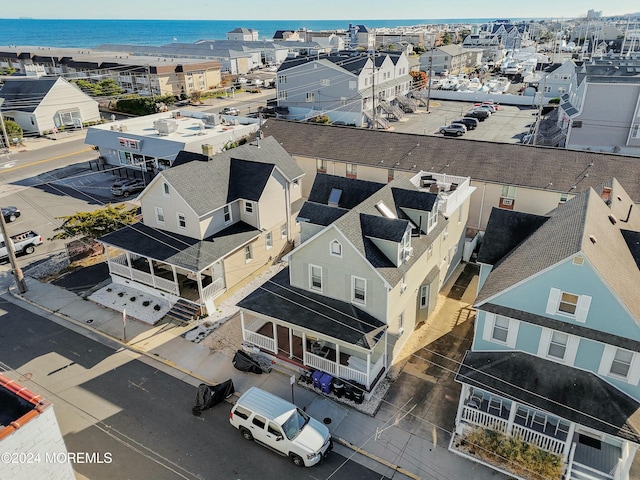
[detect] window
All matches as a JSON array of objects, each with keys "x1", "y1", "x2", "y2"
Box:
[
  {"x1": 401, "y1": 274, "x2": 407, "y2": 293},
  {"x1": 278, "y1": 90, "x2": 287, "y2": 100},
  {"x1": 233, "y1": 405, "x2": 251, "y2": 420},
  {"x1": 330, "y1": 240, "x2": 342, "y2": 256},
  {"x1": 177, "y1": 213, "x2": 186, "y2": 229},
  {"x1": 559, "y1": 193, "x2": 568, "y2": 204},
  {"x1": 340, "y1": 97, "x2": 347, "y2": 106},
  {"x1": 268, "y1": 423, "x2": 282, "y2": 437},
  {"x1": 426, "y1": 245, "x2": 433, "y2": 259},
  {"x1": 244, "y1": 245, "x2": 253, "y2": 262},
  {"x1": 492, "y1": 316, "x2": 509, "y2": 343},
  {"x1": 611, "y1": 348, "x2": 633, "y2": 378},
  {"x1": 547, "y1": 331, "x2": 569, "y2": 359},
  {"x1": 278, "y1": 75, "x2": 286, "y2": 84},
  {"x1": 352, "y1": 276, "x2": 366, "y2": 304},
  {"x1": 632, "y1": 124, "x2": 640, "y2": 139},
  {"x1": 501, "y1": 185, "x2": 517, "y2": 199},
  {"x1": 306, "y1": 92, "x2": 315, "y2": 103},
  {"x1": 388, "y1": 169, "x2": 394, "y2": 182},
  {"x1": 252, "y1": 415, "x2": 266, "y2": 429},
  {"x1": 280, "y1": 223, "x2": 287, "y2": 239},
  {"x1": 265, "y1": 232, "x2": 273, "y2": 250},
  {"x1": 349, "y1": 80, "x2": 356, "y2": 90},
  {"x1": 163, "y1": 182, "x2": 170, "y2": 196},
  {"x1": 346, "y1": 163, "x2": 357, "y2": 178},
  {"x1": 316, "y1": 159, "x2": 327, "y2": 173},
  {"x1": 244, "y1": 201, "x2": 254, "y2": 214},
  {"x1": 321, "y1": 79, "x2": 330, "y2": 86},
  {"x1": 420, "y1": 285, "x2": 428, "y2": 308},
  {"x1": 546, "y1": 288, "x2": 591, "y2": 322},
  {"x1": 558, "y1": 292, "x2": 579, "y2": 315},
  {"x1": 309, "y1": 264, "x2": 322, "y2": 291},
  {"x1": 155, "y1": 207, "x2": 165, "y2": 224},
  {"x1": 398, "y1": 311, "x2": 405, "y2": 334},
  {"x1": 223, "y1": 205, "x2": 232, "y2": 223}
]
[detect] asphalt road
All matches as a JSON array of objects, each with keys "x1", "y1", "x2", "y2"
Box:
[{"x1": 0, "y1": 297, "x2": 388, "y2": 480}]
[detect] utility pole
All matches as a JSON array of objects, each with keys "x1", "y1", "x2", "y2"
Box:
[
  {"x1": 425, "y1": 51, "x2": 433, "y2": 114},
  {"x1": 371, "y1": 54, "x2": 376, "y2": 129},
  {"x1": 0, "y1": 99, "x2": 11, "y2": 149},
  {"x1": 0, "y1": 212, "x2": 27, "y2": 293}
]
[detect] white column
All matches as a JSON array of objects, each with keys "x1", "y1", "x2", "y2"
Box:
[
  {"x1": 454, "y1": 384, "x2": 470, "y2": 435},
  {"x1": 240, "y1": 311, "x2": 246, "y2": 341},
  {"x1": 272, "y1": 322, "x2": 278, "y2": 354},
  {"x1": 171, "y1": 265, "x2": 179, "y2": 295},
  {"x1": 335, "y1": 344, "x2": 340, "y2": 376},
  {"x1": 302, "y1": 332, "x2": 307, "y2": 366},
  {"x1": 148, "y1": 259, "x2": 156, "y2": 287},
  {"x1": 288, "y1": 328, "x2": 293, "y2": 359},
  {"x1": 506, "y1": 400, "x2": 518, "y2": 434},
  {"x1": 366, "y1": 352, "x2": 371, "y2": 389},
  {"x1": 125, "y1": 251, "x2": 133, "y2": 277},
  {"x1": 563, "y1": 422, "x2": 577, "y2": 461}
]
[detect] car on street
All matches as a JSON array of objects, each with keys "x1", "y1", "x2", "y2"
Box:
[
  {"x1": 2, "y1": 206, "x2": 21, "y2": 223},
  {"x1": 471, "y1": 105, "x2": 494, "y2": 115},
  {"x1": 111, "y1": 178, "x2": 146, "y2": 197},
  {"x1": 439, "y1": 124, "x2": 467, "y2": 136},
  {"x1": 455, "y1": 117, "x2": 479, "y2": 130},
  {"x1": 220, "y1": 107, "x2": 239, "y2": 116},
  {"x1": 465, "y1": 109, "x2": 490, "y2": 121}
]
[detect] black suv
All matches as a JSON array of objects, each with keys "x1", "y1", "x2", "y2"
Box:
[
  {"x1": 465, "y1": 109, "x2": 490, "y2": 121},
  {"x1": 456, "y1": 117, "x2": 479, "y2": 130}
]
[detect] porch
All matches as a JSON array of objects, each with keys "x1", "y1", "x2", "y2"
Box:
[{"x1": 241, "y1": 315, "x2": 386, "y2": 391}]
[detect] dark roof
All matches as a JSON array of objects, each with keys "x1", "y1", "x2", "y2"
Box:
[
  {"x1": 457, "y1": 351, "x2": 640, "y2": 443},
  {"x1": 476, "y1": 187, "x2": 640, "y2": 320},
  {"x1": 98, "y1": 221, "x2": 260, "y2": 271},
  {"x1": 260, "y1": 120, "x2": 640, "y2": 202},
  {"x1": 477, "y1": 208, "x2": 549, "y2": 265},
  {"x1": 0, "y1": 77, "x2": 58, "y2": 112},
  {"x1": 298, "y1": 202, "x2": 349, "y2": 226},
  {"x1": 158, "y1": 137, "x2": 304, "y2": 217},
  {"x1": 308, "y1": 174, "x2": 386, "y2": 209},
  {"x1": 360, "y1": 213, "x2": 409, "y2": 242},
  {"x1": 237, "y1": 267, "x2": 386, "y2": 348},
  {"x1": 621, "y1": 230, "x2": 640, "y2": 270},
  {"x1": 391, "y1": 187, "x2": 437, "y2": 212}
]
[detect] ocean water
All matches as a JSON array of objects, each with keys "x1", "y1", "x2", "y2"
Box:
[{"x1": 0, "y1": 18, "x2": 531, "y2": 48}]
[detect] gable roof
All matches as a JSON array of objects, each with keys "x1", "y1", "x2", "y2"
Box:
[
  {"x1": 158, "y1": 137, "x2": 304, "y2": 216},
  {"x1": 308, "y1": 174, "x2": 386, "y2": 209},
  {"x1": 0, "y1": 76, "x2": 59, "y2": 112},
  {"x1": 476, "y1": 185, "x2": 640, "y2": 320},
  {"x1": 260, "y1": 120, "x2": 640, "y2": 203}
]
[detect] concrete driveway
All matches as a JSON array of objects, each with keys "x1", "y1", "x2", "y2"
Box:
[{"x1": 378, "y1": 263, "x2": 479, "y2": 449}]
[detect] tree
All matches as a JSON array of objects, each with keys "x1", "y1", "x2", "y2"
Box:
[
  {"x1": 70, "y1": 78, "x2": 123, "y2": 97},
  {"x1": 413, "y1": 45, "x2": 426, "y2": 55},
  {"x1": 50, "y1": 204, "x2": 138, "y2": 243},
  {"x1": 410, "y1": 71, "x2": 427, "y2": 90},
  {"x1": 441, "y1": 32, "x2": 452, "y2": 46},
  {"x1": 4, "y1": 119, "x2": 23, "y2": 144},
  {"x1": 189, "y1": 91, "x2": 202, "y2": 104}
]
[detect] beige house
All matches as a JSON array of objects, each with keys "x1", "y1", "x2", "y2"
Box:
[
  {"x1": 98, "y1": 137, "x2": 304, "y2": 321},
  {"x1": 238, "y1": 171, "x2": 474, "y2": 395}
]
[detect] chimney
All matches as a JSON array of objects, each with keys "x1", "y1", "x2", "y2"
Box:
[{"x1": 201, "y1": 144, "x2": 214, "y2": 160}]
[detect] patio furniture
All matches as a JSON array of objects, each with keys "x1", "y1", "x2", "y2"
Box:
[{"x1": 488, "y1": 397, "x2": 503, "y2": 416}]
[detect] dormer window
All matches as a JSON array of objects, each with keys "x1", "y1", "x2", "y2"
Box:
[
  {"x1": 328, "y1": 188, "x2": 342, "y2": 207},
  {"x1": 244, "y1": 201, "x2": 254, "y2": 215},
  {"x1": 163, "y1": 182, "x2": 170, "y2": 196},
  {"x1": 330, "y1": 240, "x2": 342, "y2": 257}
]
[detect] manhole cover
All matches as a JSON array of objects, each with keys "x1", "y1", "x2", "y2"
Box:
[
  {"x1": 86, "y1": 319, "x2": 94, "y2": 324},
  {"x1": 323, "y1": 417, "x2": 332, "y2": 425}
]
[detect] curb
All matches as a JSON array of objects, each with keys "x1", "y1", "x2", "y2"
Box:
[{"x1": 336, "y1": 437, "x2": 422, "y2": 480}]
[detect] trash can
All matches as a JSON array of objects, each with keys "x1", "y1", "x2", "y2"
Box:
[
  {"x1": 332, "y1": 379, "x2": 345, "y2": 398},
  {"x1": 320, "y1": 373, "x2": 333, "y2": 394},
  {"x1": 312, "y1": 370, "x2": 324, "y2": 390},
  {"x1": 351, "y1": 385, "x2": 364, "y2": 404},
  {"x1": 300, "y1": 370, "x2": 313, "y2": 384}
]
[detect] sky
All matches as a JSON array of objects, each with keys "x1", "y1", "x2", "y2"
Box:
[{"x1": 3, "y1": 0, "x2": 638, "y2": 20}]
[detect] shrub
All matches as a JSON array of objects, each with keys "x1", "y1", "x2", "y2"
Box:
[
  {"x1": 549, "y1": 97, "x2": 561, "y2": 104},
  {"x1": 118, "y1": 292, "x2": 124, "y2": 297},
  {"x1": 130, "y1": 296, "x2": 136, "y2": 302},
  {"x1": 154, "y1": 304, "x2": 161, "y2": 311},
  {"x1": 143, "y1": 300, "x2": 151, "y2": 307}
]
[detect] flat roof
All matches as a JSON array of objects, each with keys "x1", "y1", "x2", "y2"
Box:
[{"x1": 0, "y1": 373, "x2": 51, "y2": 441}]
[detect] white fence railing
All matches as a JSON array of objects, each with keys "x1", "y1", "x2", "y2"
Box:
[
  {"x1": 338, "y1": 364, "x2": 368, "y2": 385},
  {"x1": 109, "y1": 262, "x2": 130, "y2": 277},
  {"x1": 244, "y1": 331, "x2": 276, "y2": 353},
  {"x1": 202, "y1": 277, "x2": 225, "y2": 300},
  {"x1": 511, "y1": 423, "x2": 565, "y2": 455},
  {"x1": 305, "y1": 351, "x2": 338, "y2": 376},
  {"x1": 462, "y1": 406, "x2": 508, "y2": 432},
  {"x1": 154, "y1": 276, "x2": 179, "y2": 295}
]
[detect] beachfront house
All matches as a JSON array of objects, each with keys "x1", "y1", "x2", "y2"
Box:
[
  {"x1": 450, "y1": 179, "x2": 640, "y2": 480},
  {"x1": 98, "y1": 137, "x2": 304, "y2": 322},
  {"x1": 237, "y1": 171, "x2": 474, "y2": 396}
]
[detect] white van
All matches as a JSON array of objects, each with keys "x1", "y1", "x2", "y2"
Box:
[{"x1": 229, "y1": 387, "x2": 332, "y2": 467}]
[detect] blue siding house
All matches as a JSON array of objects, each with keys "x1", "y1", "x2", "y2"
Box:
[{"x1": 450, "y1": 179, "x2": 640, "y2": 480}]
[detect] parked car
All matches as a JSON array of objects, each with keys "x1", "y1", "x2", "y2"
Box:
[
  {"x1": 220, "y1": 107, "x2": 239, "y2": 116},
  {"x1": 2, "y1": 206, "x2": 21, "y2": 223},
  {"x1": 471, "y1": 105, "x2": 494, "y2": 115},
  {"x1": 111, "y1": 178, "x2": 146, "y2": 197},
  {"x1": 481, "y1": 100, "x2": 499, "y2": 110},
  {"x1": 439, "y1": 124, "x2": 467, "y2": 136},
  {"x1": 465, "y1": 109, "x2": 490, "y2": 121},
  {"x1": 456, "y1": 117, "x2": 479, "y2": 130}
]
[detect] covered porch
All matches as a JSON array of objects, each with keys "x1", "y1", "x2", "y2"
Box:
[
  {"x1": 99, "y1": 222, "x2": 261, "y2": 315},
  {"x1": 237, "y1": 267, "x2": 388, "y2": 392},
  {"x1": 452, "y1": 351, "x2": 640, "y2": 480}
]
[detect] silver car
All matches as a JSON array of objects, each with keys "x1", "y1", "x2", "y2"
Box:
[{"x1": 439, "y1": 123, "x2": 467, "y2": 136}]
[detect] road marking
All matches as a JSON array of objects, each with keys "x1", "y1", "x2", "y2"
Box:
[{"x1": 1, "y1": 147, "x2": 93, "y2": 173}]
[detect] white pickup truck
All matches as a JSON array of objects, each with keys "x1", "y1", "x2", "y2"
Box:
[{"x1": 0, "y1": 231, "x2": 43, "y2": 259}]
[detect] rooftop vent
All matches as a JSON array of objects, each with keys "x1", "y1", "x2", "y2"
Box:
[
  {"x1": 608, "y1": 214, "x2": 617, "y2": 225},
  {"x1": 154, "y1": 119, "x2": 178, "y2": 136},
  {"x1": 589, "y1": 235, "x2": 597, "y2": 244},
  {"x1": 375, "y1": 201, "x2": 396, "y2": 219}
]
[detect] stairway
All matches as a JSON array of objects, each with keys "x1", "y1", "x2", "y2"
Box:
[
  {"x1": 395, "y1": 93, "x2": 418, "y2": 113},
  {"x1": 364, "y1": 110, "x2": 389, "y2": 129},
  {"x1": 379, "y1": 100, "x2": 404, "y2": 120},
  {"x1": 165, "y1": 299, "x2": 200, "y2": 324}
]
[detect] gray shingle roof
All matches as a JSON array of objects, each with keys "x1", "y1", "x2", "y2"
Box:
[
  {"x1": 98, "y1": 221, "x2": 260, "y2": 271},
  {"x1": 260, "y1": 120, "x2": 640, "y2": 201},
  {"x1": 158, "y1": 137, "x2": 304, "y2": 217},
  {"x1": 237, "y1": 267, "x2": 386, "y2": 348},
  {"x1": 0, "y1": 77, "x2": 58, "y2": 112},
  {"x1": 298, "y1": 202, "x2": 349, "y2": 226},
  {"x1": 476, "y1": 186, "x2": 640, "y2": 321},
  {"x1": 457, "y1": 351, "x2": 640, "y2": 443}
]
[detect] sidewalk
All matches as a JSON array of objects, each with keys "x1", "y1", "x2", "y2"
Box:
[{"x1": 6, "y1": 266, "x2": 504, "y2": 480}]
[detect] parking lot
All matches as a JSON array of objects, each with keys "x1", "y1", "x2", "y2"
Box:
[{"x1": 390, "y1": 99, "x2": 539, "y2": 144}]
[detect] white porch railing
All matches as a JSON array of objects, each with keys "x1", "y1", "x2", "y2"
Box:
[
  {"x1": 305, "y1": 351, "x2": 338, "y2": 376},
  {"x1": 131, "y1": 269, "x2": 153, "y2": 286},
  {"x1": 154, "y1": 275, "x2": 179, "y2": 295},
  {"x1": 109, "y1": 261, "x2": 130, "y2": 277},
  {"x1": 338, "y1": 364, "x2": 368, "y2": 385},
  {"x1": 244, "y1": 331, "x2": 276, "y2": 353},
  {"x1": 202, "y1": 277, "x2": 225, "y2": 300},
  {"x1": 512, "y1": 423, "x2": 565, "y2": 455},
  {"x1": 461, "y1": 406, "x2": 508, "y2": 433}
]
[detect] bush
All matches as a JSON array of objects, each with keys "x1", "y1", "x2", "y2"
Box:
[
  {"x1": 549, "y1": 97, "x2": 561, "y2": 104},
  {"x1": 143, "y1": 300, "x2": 150, "y2": 307},
  {"x1": 115, "y1": 94, "x2": 176, "y2": 115},
  {"x1": 309, "y1": 115, "x2": 331, "y2": 124},
  {"x1": 154, "y1": 304, "x2": 161, "y2": 311},
  {"x1": 130, "y1": 296, "x2": 136, "y2": 302}
]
